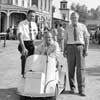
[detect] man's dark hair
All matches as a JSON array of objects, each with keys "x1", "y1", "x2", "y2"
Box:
[
  {"x1": 27, "y1": 10, "x2": 35, "y2": 14},
  {"x1": 59, "y1": 23, "x2": 62, "y2": 27},
  {"x1": 55, "y1": 24, "x2": 58, "y2": 28}
]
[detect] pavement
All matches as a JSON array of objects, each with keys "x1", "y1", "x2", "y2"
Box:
[{"x1": 0, "y1": 40, "x2": 100, "y2": 100}]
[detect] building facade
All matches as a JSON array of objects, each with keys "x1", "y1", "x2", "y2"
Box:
[
  {"x1": 52, "y1": 0, "x2": 69, "y2": 29},
  {"x1": 0, "y1": 0, "x2": 53, "y2": 32}
]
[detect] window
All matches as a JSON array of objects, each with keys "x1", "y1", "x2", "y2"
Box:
[
  {"x1": 31, "y1": 0, "x2": 38, "y2": 7},
  {"x1": 40, "y1": 0, "x2": 42, "y2": 9},
  {"x1": 8, "y1": 0, "x2": 12, "y2": 5},
  {"x1": 62, "y1": 4, "x2": 66, "y2": 9},
  {"x1": 22, "y1": 0, "x2": 24, "y2": 6},
  {"x1": 45, "y1": 0, "x2": 46, "y2": 10},
  {"x1": 62, "y1": 14, "x2": 66, "y2": 20},
  {"x1": 15, "y1": 0, "x2": 18, "y2": 5},
  {"x1": 28, "y1": 0, "x2": 30, "y2": 7},
  {"x1": 61, "y1": 2, "x2": 67, "y2": 9},
  {"x1": 48, "y1": 0, "x2": 50, "y2": 12}
]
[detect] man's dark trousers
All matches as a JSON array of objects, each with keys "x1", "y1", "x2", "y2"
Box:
[
  {"x1": 67, "y1": 44, "x2": 85, "y2": 92},
  {"x1": 18, "y1": 41, "x2": 35, "y2": 75}
]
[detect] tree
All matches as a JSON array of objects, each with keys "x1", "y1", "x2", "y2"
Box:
[
  {"x1": 89, "y1": 8, "x2": 98, "y2": 19},
  {"x1": 96, "y1": 6, "x2": 100, "y2": 19},
  {"x1": 96, "y1": 6, "x2": 100, "y2": 12},
  {"x1": 71, "y1": 3, "x2": 77, "y2": 11},
  {"x1": 70, "y1": 3, "x2": 88, "y2": 23},
  {"x1": 71, "y1": 3, "x2": 100, "y2": 20}
]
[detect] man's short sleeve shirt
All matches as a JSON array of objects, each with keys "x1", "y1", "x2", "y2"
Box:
[{"x1": 17, "y1": 19, "x2": 38, "y2": 41}]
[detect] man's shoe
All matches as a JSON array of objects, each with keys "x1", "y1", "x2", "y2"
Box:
[
  {"x1": 79, "y1": 92, "x2": 86, "y2": 96},
  {"x1": 22, "y1": 74, "x2": 25, "y2": 78},
  {"x1": 69, "y1": 89, "x2": 75, "y2": 94}
]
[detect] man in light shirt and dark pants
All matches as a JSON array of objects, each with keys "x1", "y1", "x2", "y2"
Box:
[
  {"x1": 17, "y1": 10, "x2": 38, "y2": 77},
  {"x1": 64, "y1": 12, "x2": 90, "y2": 96}
]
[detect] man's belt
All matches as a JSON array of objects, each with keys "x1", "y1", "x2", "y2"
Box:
[
  {"x1": 67, "y1": 44, "x2": 84, "y2": 46},
  {"x1": 24, "y1": 40, "x2": 34, "y2": 43}
]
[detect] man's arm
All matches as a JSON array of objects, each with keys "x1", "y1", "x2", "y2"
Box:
[
  {"x1": 63, "y1": 31, "x2": 68, "y2": 57},
  {"x1": 83, "y1": 25, "x2": 90, "y2": 57},
  {"x1": 83, "y1": 36, "x2": 89, "y2": 57},
  {"x1": 34, "y1": 23, "x2": 38, "y2": 38},
  {"x1": 84, "y1": 37, "x2": 89, "y2": 51},
  {"x1": 17, "y1": 24, "x2": 28, "y2": 56},
  {"x1": 18, "y1": 33, "x2": 25, "y2": 50}
]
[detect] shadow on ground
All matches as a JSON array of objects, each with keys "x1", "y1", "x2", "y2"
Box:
[
  {"x1": 86, "y1": 66, "x2": 100, "y2": 76},
  {"x1": 61, "y1": 90, "x2": 80, "y2": 96},
  {"x1": 89, "y1": 43, "x2": 100, "y2": 50},
  {"x1": 0, "y1": 88, "x2": 55, "y2": 100},
  {"x1": 0, "y1": 88, "x2": 19, "y2": 100}
]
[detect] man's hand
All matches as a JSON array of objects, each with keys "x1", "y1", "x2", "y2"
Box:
[
  {"x1": 83, "y1": 49, "x2": 88, "y2": 57},
  {"x1": 22, "y1": 48, "x2": 28, "y2": 56}
]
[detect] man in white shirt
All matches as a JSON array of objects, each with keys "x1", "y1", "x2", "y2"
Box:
[
  {"x1": 64, "y1": 12, "x2": 90, "y2": 96},
  {"x1": 17, "y1": 10, "x2": 38, "y2": 77}
]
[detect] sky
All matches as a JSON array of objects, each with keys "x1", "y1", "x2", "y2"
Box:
[{"x1": 52, "y1": 0, "x2": 100, "y2": 10}]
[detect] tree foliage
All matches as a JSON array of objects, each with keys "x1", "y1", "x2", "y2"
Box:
[
  {"x1": 71, "y1": 3, "x2": 88, "y2": 23},
  {"x1": 70, "y1": 3, "x2": 100, "y2": 22}
]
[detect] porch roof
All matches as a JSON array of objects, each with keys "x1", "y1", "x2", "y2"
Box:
[{"x1": 0, "y1": 4, "x2": 29, "y2": 11}]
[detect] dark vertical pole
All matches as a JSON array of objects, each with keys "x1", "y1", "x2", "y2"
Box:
[
  {"x1": 4, "y1": 33, "x2": 6, "y2": 47},
  {"x1": 0, "y1": 12, "x2": 1, "y2": 32},
  {"x1": 51, "y1": 8, "x2": 53, "y2": 28},
  {"x1": 51, "y1": 6, "x2": 55, "y2": 28}
]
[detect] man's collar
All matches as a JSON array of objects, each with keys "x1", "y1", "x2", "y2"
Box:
[
  {"x1": 71, "y1": 22, "x2": 80, "y2": 27},
  {"x1": 25, "y1": 19, "x2": 35, "y2": 24}
]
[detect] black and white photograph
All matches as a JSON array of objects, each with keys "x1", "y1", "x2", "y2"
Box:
[{"x1": 0, "y1": 0, "x2": 100, "y2": 100}]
